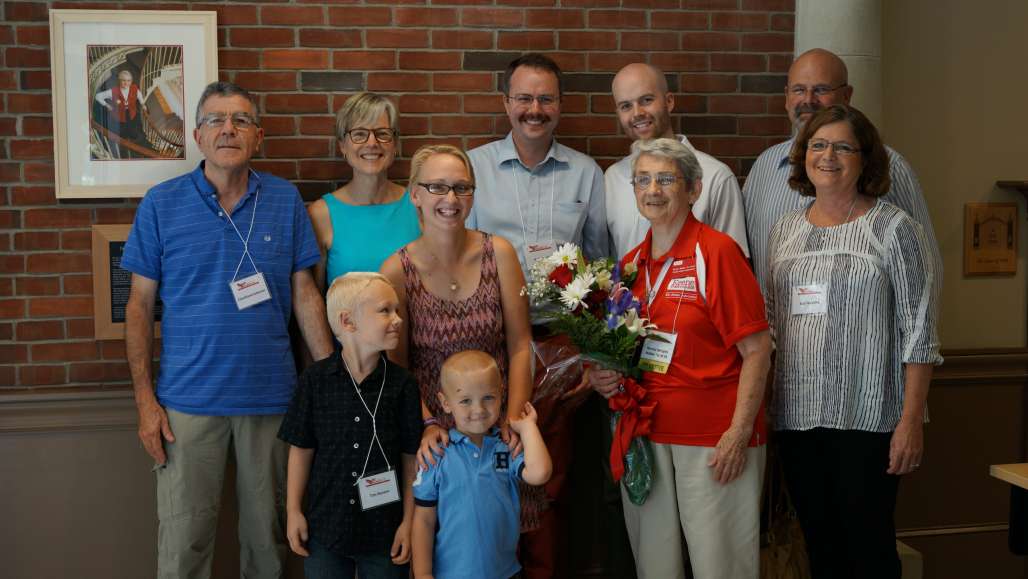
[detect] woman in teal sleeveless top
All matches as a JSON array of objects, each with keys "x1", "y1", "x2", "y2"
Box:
[{"x1": 307, "y1": 92, "x2": 420, "y2": 290}]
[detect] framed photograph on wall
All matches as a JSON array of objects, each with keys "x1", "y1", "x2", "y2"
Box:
[{"x1": 50, "y1": 10, "x2": 218, "y2": 199}]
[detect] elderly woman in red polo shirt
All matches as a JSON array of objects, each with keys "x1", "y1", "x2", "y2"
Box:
[{"x1": 590, "y1": 138, "x2": 772, "y2": 579}]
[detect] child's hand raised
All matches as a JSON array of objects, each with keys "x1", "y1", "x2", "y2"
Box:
[{"x1": 508, "y1": 401, "x2": 538, "y2": 434}]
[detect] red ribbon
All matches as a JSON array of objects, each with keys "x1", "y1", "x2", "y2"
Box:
[{"x1": 608, "y1": 377, "x2": 656, "y2": 481}]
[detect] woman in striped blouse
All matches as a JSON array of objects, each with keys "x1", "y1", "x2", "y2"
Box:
[{"x1": 766, "y1": 104, "x2": 942, "y2": 578}]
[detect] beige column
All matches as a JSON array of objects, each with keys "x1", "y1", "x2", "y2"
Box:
[{"x1": 795, "y1": 0, "x2": 883, "y2": 129}]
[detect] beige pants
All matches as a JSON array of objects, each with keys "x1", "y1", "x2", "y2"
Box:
[
  {"x1": 156, "y1": 409, "x2": 288, "y2": 579},
  {"x1": 621, "y1": 442, "x2": 765, "y2": 579}
]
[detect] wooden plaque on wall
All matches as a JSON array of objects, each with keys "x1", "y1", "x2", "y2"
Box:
[
  {"x1": 91, "y1": 224, "x2": 162, "y2": 340},
  {"x1": 964, "y1": 203, "x2": 1018, "y2": 276}
]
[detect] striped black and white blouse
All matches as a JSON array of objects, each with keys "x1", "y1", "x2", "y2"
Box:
[
  {"x1": 767, "y1": 200, "x2": 942, "y2": 433},
  {"x1": 742, "y1": 138, "x2": 941, "y2": 300}
]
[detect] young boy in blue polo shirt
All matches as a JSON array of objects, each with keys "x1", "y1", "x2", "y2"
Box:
[
  {"x1": 278, "y1": 272, "x2": 422, "y2": 579},
  {"x1": 411, "y1": 350, "x2": 552, "y2": 579}
]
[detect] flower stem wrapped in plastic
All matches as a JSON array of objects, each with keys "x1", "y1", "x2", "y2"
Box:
[{"x1": 522, "y1": 244, "x2": 658, "y2": 503}]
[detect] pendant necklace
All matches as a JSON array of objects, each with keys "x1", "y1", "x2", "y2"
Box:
[{"x1": 424, "y1": 243, "x2": 461, "y2": 293}]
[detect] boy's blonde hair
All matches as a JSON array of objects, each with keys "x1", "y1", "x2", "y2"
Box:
[
  {"x1": 325, "y1": 272, "x2": 393, "y2": 337},
  {"x1": 440, "y1": 350, "x2": 501, "y2": 393}
]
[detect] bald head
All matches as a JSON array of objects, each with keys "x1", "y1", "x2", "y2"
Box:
[
  {"x1": 785, "y1": 48, "x2": 853, "y2": 130},
  {"x1": 612, "y1": 63, "x2": 675, "y2": 141},
  {"x1": 440, "y1": 350, "x2": 502, "y2": 395}
]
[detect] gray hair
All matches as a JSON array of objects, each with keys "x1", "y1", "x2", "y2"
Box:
[
  {"x1": 194, "y1": 81, "x2": 258, "y2": 129},
  {"x1": 335, "y1": 92, "x2": 398, "y2": 142},
  {"x1": 630, "y1": 138, "x2": 703, "y2": 185}
]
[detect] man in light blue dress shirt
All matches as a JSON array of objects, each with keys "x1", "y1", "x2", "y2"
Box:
[
  {"x1": 465, "y1": 53, "x2": 612, "y2": 579},
  {"x1": 467, "y1": 53, "x2": 609, "y2": 276}
]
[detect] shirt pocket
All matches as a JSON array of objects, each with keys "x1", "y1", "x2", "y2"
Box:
[{"x1": 552, "y1": 200, "x2": 587, "y2": 241}]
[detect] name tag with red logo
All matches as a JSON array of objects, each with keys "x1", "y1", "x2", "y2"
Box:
[
  {"x1": 357, "y1": 469, "x2": 400, "y2": 510},
  {"x1": 791, "y1": 283, "x2": 828, "y2": 315},
  {"x1": 229, "y1": 272, "x2": 271, "y2": 310}
]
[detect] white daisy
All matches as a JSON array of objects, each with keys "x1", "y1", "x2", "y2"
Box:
[{"x1": 559, "y1": 273, "x2": 595, "y2": 310}]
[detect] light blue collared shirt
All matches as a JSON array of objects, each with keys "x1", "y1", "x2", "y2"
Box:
[
  {"x1": 412, "y1": 428, "x2": 525, "y2": 579},
  {"x1": 467, "y1": 133, "x2": 609, "y2": 275}
]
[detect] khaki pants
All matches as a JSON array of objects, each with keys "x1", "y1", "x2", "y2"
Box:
[
  {"x1": 156, "y1": 409, "x2": 288, "y2": 579},
  {"x1": 621, "y1": 442, "x2": 765, "y2": 579}
]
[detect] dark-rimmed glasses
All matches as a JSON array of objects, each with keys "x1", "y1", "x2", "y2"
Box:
[
  {"x1": 418, "y1": 182, "x2": 475, "y2": 197},
  {"x1": 345, "y1": 128, "x2": 396, "y2": 144}
]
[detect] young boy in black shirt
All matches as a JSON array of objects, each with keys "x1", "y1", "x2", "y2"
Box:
[{"x1": 278, "y1": 272, "x2": 421, "y2": 578}]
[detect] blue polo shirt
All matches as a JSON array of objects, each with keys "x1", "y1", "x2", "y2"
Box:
[
  {"x1": 121, "y1": 162, "x2": 320, "y2": 416},
  {"x1": 412, "y1": 428, "x2": 525, "y2": 579}
]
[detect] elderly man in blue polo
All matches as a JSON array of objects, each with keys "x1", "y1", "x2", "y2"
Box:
[{"x1": 122, "y1": 81, "x2": 333, "y2": 579}]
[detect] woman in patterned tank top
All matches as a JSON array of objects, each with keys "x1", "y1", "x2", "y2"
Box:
[{"x1": 380, "y1": 144, "x2": 533, "y2": 465}]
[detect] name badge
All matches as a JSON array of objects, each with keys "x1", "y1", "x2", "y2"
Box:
[
  {"x1": 230, "y1": 272, "x2": 272, "y2": 310},
  {"x1": 791, "y1": 283, "x2": 828, "y2": 315},
  {"x1": 357, "y1": 469, "x2": 401, "y2": 510},
  {"x1": 638, "y1": 330, "x2": 677, "y2": 374},
  {"x1": 526, "y1": 243, "x2": 555, "y2": 268}
]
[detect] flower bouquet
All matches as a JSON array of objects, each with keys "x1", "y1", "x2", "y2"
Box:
[
  {"x1": 523, "y1": 244, "x2": 650, "y2": 373},
  {"x1": 523, "y1": 243, "x2": 658, "y2": 504}
]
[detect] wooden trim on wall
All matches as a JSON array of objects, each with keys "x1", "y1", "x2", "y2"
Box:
[
  {"x1": 0, "y1": 388, "x2": 137, "y2": 434},
  {"x1": 933, "y1": 348, "x2": 1028, "y2": 385}
]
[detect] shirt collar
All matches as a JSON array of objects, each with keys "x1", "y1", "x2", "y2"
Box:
[
  {"x1": 676, "y1": 134, "x2": 697, "y2": 152},
  {"x1": 190, "y1": 161, "x2": 261, "y2": 208},
  {"x1": 634, "y1": 212, "x2": 702, "y2": 267},
  {"x1": 336, "y1": 350, "x2": 388, "y2": 384},
  {"x1": 497, "y1": 132, "x2": 567, "y2": 169},
  {"x1": 776, "y1": 138, "x2": 797, "y2": 169},
  {"x1": 448, "y1": 426, "x2": 501, "y2": 446}
]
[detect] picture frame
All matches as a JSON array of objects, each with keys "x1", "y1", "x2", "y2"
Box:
[
  {"x1": 91, "y1": 224, "x2": 162, "y2": 340},
  {"x1": 50, "y1": 10, "x2": 218, "y2": 199},
  {"x1": 964, "y1": 202, "x2": 1018, "y2": 276}
]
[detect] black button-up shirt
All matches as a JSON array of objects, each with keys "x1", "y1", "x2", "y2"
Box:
[{"x1": 278, "y1": 352, "x2": 422, "y2": 556}]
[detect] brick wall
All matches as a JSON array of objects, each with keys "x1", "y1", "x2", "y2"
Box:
[{"x1": 0, "y1": 0, "x2": 794, "y2": 390}]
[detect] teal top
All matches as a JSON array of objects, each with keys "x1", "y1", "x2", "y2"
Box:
[{"x1": 323, "y1": 190, "x2": 421, "y2": 285}]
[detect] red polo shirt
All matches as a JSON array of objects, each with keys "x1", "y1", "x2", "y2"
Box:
[{"x1": 622, "y1": 214, "x2": 768, "y2": 447}]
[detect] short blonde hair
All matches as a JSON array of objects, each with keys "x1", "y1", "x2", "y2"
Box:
[
  {"x1": 334, "y1": 92, "x2": 398, "y2": 142},
  {"x1": 325, "y1": 271, "x2": 393, "y2": 337},
  {"x1": 408, "y1": 144, "x2": 476, "y2": 189},
  {"x1": 440, "y1": 350, "x2": 501, "y2": 394}
]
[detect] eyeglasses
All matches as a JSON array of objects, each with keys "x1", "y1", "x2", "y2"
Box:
[
  {"x1": 505, "y1": 94, "x2": 559, "y2": 109},
  {"x1": 418, "y1": 182, "x2": 476, "y2": 197},
  {"x1": 787, "y1": 83, "x2": 848, "y2": 98},
  {"x1": 346, "y1": 128, "x2": 396, "y2": 144},
  {"x1": 631, "y1": 173, "x2": 682, "y2": 190},
  {"x1": 807, "y1": 138, "x2": 861, "y2": 156},
  {"x1": 198, "y1": 113, "x2": 259, "y2": 131}
]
